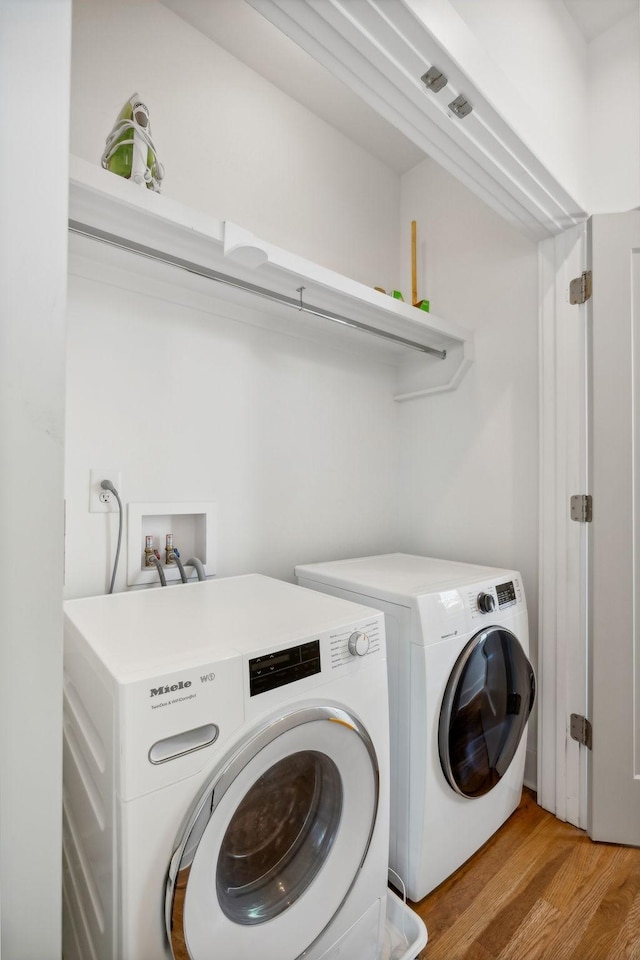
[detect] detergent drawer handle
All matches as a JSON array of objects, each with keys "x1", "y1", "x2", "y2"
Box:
[{"x1": 149, "y1": 723, "x2": 219, "y2": 764}]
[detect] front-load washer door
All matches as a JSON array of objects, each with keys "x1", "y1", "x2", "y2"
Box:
[
  {"x1": 439, "y1": 627, "x2": 535, "y2": 799},
  {"x1": 165, "y1": 704, "x2": 380, "y2": 960}
]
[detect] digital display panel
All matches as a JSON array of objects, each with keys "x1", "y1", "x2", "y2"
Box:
[
  {"x1": 496, "y1": 581, "x2": 516, "y2": 608},
  {"x1": 249, "y1": 640, "x2": 321, "y2": 696}
]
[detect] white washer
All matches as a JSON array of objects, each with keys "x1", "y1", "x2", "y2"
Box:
[
  {"x1": 62, "y1": 574, "x2": 392, "y2": 960},
  {"x1": 295, "y1": 554, "x2": 535, "y2": 902}
]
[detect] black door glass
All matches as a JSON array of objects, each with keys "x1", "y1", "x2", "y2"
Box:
[
  {"x1": 216, "y1": 751, "x2": 342, "y2": 925},
  {"x1": 439, "y1": 627, "x2": 535, "y2": 799}
]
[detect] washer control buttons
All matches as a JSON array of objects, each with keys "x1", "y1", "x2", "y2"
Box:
[
  {"x1": 330, "y1": 621, "x2": 381, "y2": 668},
  {"x1": 348, "y1": 631, "x2": 371, "y2": 657},
  {"x1": 477, "y1": 591, "x2": 496, "y2": 614}
]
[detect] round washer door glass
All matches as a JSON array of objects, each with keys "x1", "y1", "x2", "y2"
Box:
[
  {"x1": 166, "y1": 706, "x2": 380, "y2": 960},
  {"x1": 439, "y1": 627, "x2": 535, "y2": 799},
  {"x1": 216, "y1": 749, "x2": 341, "y2": 924}
]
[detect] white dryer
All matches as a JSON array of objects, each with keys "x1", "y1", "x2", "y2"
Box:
[
  {"x1": 62, "y1": 574, "x2": 392, "y2": 960},
  {"x1": 295, "y1": 554, "x2": 535, "y2": 902}
]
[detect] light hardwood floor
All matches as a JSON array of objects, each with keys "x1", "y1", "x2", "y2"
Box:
[{"x1": 407, "y1": 789, "x2": 640, "y2": 960}]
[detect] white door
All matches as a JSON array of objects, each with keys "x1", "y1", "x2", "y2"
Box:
[
  {"x1": 538, "y1": 223, "x2": 590, "y2": 828},
  {"x1": 589, "y1": 210, "x2": 640, "y2": 844}
]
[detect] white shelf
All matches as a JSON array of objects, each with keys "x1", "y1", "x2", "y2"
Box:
[{"x1": 68, "y1": 155, "x2": 473, "y2": 401}]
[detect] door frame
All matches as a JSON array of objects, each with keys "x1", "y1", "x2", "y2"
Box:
[{"x1": 537, "y1": 223, "x2": 590, "y2": 828}]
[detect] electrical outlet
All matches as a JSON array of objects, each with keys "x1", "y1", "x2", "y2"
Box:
[{"x1": 90, "y1": 469, "x2": 122, "y2": 513}]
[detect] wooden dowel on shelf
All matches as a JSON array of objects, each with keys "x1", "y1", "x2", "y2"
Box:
[
  {"x1": 411, "y1": 220, "x2": 430, "y2": 312},
  {"x1": 411, "y1": 220, "x2": 418, "y2": 306}
]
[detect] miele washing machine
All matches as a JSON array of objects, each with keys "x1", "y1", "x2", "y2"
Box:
[
  {"x1": 295, "y1": 554, "x2": 536, "y2": 902},
  {"x1": 62, "y1": 574, "x2": 392, "y2": 960}
]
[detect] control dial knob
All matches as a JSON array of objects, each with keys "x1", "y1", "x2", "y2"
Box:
[
  {"x1": 477, "y1": 591, "x2": 496, "y2": 614},
  {"x1": 348, "y1": 631, "x2": 371, "y2": 657}
]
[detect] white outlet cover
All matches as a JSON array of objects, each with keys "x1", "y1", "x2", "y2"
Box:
[{"x1": 90, "y1": 469, "x2": 122, "y2": 513}]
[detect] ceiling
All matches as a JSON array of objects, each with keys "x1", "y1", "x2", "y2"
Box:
[
  {"x1": 563, "y1": 0, "x2": 637, "y2": 42},
  {"x1": 161, "y1": 0, "x2": 638, "y2": 175}
]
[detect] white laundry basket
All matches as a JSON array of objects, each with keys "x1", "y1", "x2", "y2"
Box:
[{"x1": 383, "y1": 889, "x2": 428, "y2": 960}]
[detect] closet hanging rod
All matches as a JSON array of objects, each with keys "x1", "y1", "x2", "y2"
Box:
[{"x1": 68, "y1": 220, "x2": 447, "y2": 360}]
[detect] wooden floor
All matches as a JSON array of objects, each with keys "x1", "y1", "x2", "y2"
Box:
[{"x1": 408, "y1": 789, "x2": 640, "y2": 960}]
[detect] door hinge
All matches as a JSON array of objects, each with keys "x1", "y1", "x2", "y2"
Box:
[
  {"x1": 421, "y1": 65, "x2": 448, "y2": 93},
  {"x1": 570, "y1": 494, "x2": 592, "y2": 522},
  {"x1": 569, "y1": 270, "x2": 592, "y2": 305},
  {"x1": 448, "y1": 94, "x2": 473, "y2": 119},
  {"x1": 570, "y1": 713, "x2": 593, "y2": 750}
]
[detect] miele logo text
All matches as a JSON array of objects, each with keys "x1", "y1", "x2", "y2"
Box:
[{"x1": 150, "y1": 681, "x2": 192, "y2": 697}]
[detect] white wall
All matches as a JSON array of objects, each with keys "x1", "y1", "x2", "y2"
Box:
[
  {"x1": 70, "y1": 0, "x2": 401, "y2": 291},
  {"x1": 64, "y1": 246, "x2": 401, "y2": 598},
  {"x1": 0, "y1": 2, "x2": 69, "y2": 958},
  {"x1": 66, "y1": 0, "x2": 406, "y2": 602},
  {"x1": 398, "y1": 157, "x2": 539, "y2": 784},
  {"x1": 588, "y1": 9, "x2": 640, "y2": 213}
]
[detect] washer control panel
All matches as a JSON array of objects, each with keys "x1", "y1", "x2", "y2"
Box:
[
  {"x1": 248, "y1": 614, "x2": 384, "y2": 696},
  {"x1": 469, "y1": 577, "x2": 523, "y2": 618},
  {"x1": 330, "y1": 618, "x2": 382, "y2": 669},
  {"x1": 249, "y1": 639, "x2": 321, "y2": 697}
]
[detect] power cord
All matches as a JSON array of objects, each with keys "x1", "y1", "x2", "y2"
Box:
[
  {"x1": 101, "y1": 479, "x2": 123, "y2": 595},
  {"x1": 387, "y1": 867, "x2": 410, "y2": 959}
]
